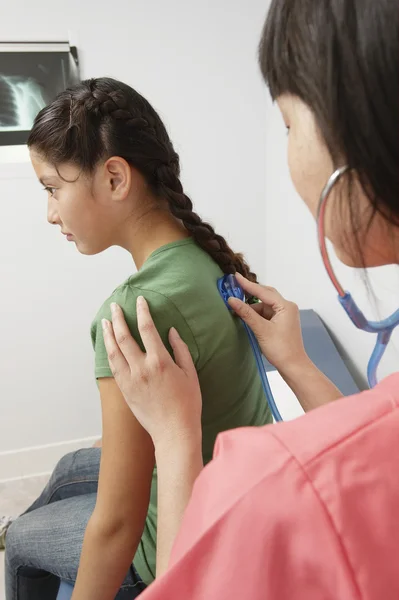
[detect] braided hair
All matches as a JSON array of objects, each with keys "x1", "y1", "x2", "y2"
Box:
[{"x1": 28, "y1": 77, "x2": 256, "y2": 282}]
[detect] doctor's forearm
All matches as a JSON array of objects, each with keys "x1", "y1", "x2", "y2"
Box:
[
  {"x1": 281, "y1": 356, "x2": 342, "y2": 412},
  {"x1": 155, "y1": 434, "x2": 203, "y2": 577}
]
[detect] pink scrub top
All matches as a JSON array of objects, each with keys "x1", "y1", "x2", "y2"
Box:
[{"x1": 141, "y1": 374, "x2": 399, "y2": 600}]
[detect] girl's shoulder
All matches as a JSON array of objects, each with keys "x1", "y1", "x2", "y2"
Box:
[{"x1": 90, "y1": 275, "x2": 200, "y2": 371}]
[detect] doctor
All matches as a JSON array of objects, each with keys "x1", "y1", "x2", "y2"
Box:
[{"x1": 89, "y1": 0, "x2": 399, "y2": 598}]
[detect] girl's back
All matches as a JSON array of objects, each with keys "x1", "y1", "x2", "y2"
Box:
[{"x1": 91, "y1": 237, "x2": 270, "y2": 582}]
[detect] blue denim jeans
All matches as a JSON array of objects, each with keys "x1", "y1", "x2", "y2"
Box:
[
  {"x1": 5, "y1": 448, "x2": 146, "y2": 599},
  {"x1": 57, "y1": 581, "x2": 75, "y2": 600}
]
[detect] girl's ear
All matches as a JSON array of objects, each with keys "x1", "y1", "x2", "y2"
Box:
[{"x1": 104, "y1": 156, "x2": 132, "y2": 201}]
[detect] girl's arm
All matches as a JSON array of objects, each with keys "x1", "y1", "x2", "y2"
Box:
[
  {"x1": 71, "y1": 377, "x2": 154, "y2": 600},
  {"x1": 102, "y1": 301, "x2": 204, "y2": 575}
]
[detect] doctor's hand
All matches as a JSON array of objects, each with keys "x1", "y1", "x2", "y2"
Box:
[
  {"x1": 229, "y1": 274, "x2": 309, "y2": 380},
  {"x1": 101, "y1": 298, "x2": 202, "y2": 447},
  {"x1": 229, "y1": 274, "x2": 342, "y2": 412}
]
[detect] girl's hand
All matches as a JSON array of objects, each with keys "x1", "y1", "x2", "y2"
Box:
[
  {"x1": 102, "y1": 297, "x2": 202, "y2": 447},
  {"x1": 229, "y1": 273, "x2": 309, "y2": 379}
]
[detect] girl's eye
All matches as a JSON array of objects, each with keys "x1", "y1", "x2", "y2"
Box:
[{"x1": 43, "y1": 186, "x2": 57, "y2": 196}]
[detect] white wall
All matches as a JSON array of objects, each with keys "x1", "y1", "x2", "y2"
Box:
[
  {"x1": 0, "y1": 0, "x2": 269, "y2": 479},
  {"x1": 264, "y1": 100, "x2": 399, "y2": 388},
  {"x1": 2, "y1": 0, "x2": 395, "y2": 482}
]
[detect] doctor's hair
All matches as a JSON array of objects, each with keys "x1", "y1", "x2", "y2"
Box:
[
  {"x1": 28, "y1": 77, "x2": 256, "y2": 283},
  {"x1": 259, "y1": 0, "x2": 399, "y2": 240}
]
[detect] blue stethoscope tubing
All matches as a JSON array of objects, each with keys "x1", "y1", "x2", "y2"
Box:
[
  {"x1": 318, "y1": 166, "x2": 399, "y2": 389},
  {"x1": 338, "y1": 293, "x2": 399, "y2": 388},
  {"x1": 218, "y1": 274, "x2": 283, "y2": 422}
]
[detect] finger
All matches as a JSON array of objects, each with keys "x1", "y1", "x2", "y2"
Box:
[
  {"x1": 235, "y1": 273, "x2": 285, "y2": 309},
  {"x1": 228, "y1": 297, "x2": 271, "y2": 336},
  {"x1": 169, "y1": 327, "x2": 196, "y2": 375},
  {"x1": 110, "y1": 303, "x2": 143, "y2": 365},
  {"x1": 102, "y1": 318, "x2": 130, "y2": 379},
  {"x1": 136, "y1": 296, "x2": 169, "y2": 357}
]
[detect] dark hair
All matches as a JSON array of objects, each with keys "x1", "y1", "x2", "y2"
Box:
[
  {"x1": 28, "y1": 77, "x2": 256, "y2": 282},
  {"x1": 259, "y1": 0, "x2": 399, "y2": 238}
]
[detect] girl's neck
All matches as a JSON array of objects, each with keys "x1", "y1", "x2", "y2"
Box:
[{"x1": 119, "y1": 207, "x2": 190, "y2": 270}]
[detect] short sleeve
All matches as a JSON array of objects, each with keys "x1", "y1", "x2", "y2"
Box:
[
  {"x1": 139, "y1": 426, "x2": 358, "y2": 600},
  {"x1": 91, "y1": 284, "x2": 200, "y2": 379},
  {"x1": 140, "y1": 382, "x2": 399, "y2": 600}
]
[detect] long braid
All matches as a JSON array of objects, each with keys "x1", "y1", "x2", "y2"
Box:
[
  {"x1": 155, "y1": 164, "x2": 257, "y2": 281},
  {"x1": 29, "y1": 77, "x2": 258, "y2": 284},
  {"x1": 82, "y1": 83, "x2": 149, "y2": 128}
]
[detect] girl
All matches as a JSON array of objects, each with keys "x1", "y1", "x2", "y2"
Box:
[
  {"x1": 98, "y1": 0, "x2": 399, "y2": 598},
  {"x1": 4, "y1": 78, "x2": 271, "y2": 599}
]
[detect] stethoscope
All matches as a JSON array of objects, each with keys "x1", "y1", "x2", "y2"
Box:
[
  {"x1": 218, "y1": 274, "x2": 283, "y2": 421},
  {"x1": 219, "y1": 166, "x2": 399, "y2": 421},
  {"x1": 317, "y1": 166, "x2": 399, "y2": 388}
]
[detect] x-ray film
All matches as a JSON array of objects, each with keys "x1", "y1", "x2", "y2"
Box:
[{"x1": 0, "y1": 42, "x2": 79, "y2": 146}]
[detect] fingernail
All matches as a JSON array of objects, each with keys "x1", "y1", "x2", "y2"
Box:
[
  {"x1": 228, "y1": 297, "x2": 241, "y2": 307},
  {"x1": 137, "y1": 296, "x2": 146, "y2": 308},
  {"x1": 111, "y1": 302, "x2": 118, "y2": 315},
  {"x1": 102, "y1": 319, "x2": 109, "y2": 331},
  {"x1": 170, "y1": 327, "x2": 180, "y2": 340}
]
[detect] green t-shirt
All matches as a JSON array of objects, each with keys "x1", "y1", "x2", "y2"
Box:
[{"x1": 91, "y1": 238, "x2": 271, "y2": 585}]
